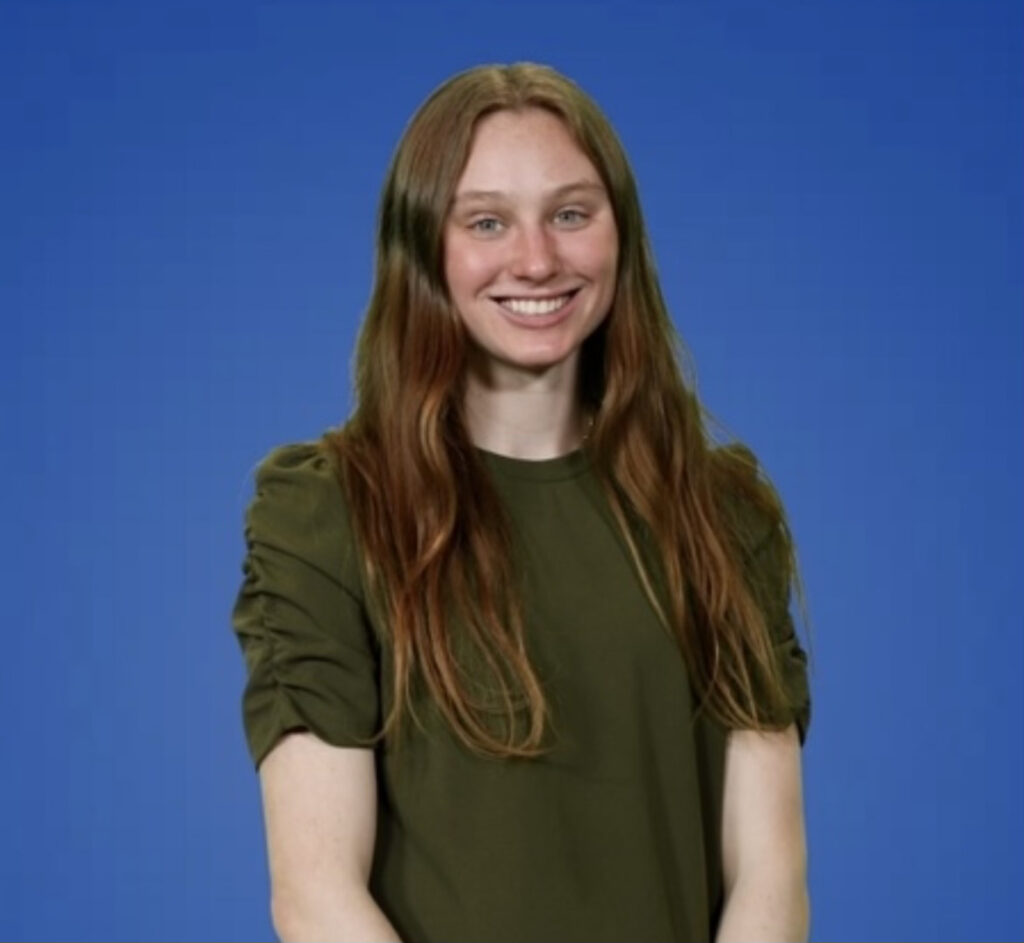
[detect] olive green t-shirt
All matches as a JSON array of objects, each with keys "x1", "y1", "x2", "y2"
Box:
[{"x1": 230, "y1": 438, "x2": 810, "y2": 943}]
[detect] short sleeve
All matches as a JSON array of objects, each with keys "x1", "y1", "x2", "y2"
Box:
[
  {"x1": 746, "y1": 519, "x2": 812, "y2": 746},
  {"x1": 230, "y1": 440, "x2": 382, "y2": 769}
]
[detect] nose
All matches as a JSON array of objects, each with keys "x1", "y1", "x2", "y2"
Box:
[{"x1": 511, "y1": 223, "x2": 560, "y2": 281}]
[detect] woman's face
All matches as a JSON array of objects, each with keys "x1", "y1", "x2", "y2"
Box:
[{"x1": 443, "y1": 107, "x2": 619, "y2": 380}]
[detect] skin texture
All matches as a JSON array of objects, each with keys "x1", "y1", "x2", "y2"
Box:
[
  {"x1": 443, "y1": 107, "x2": 619, "y2": 460},
  {"x1": 259, "y1": 733, "x2": 401, "y2": 942},
  {"x1": 716, "y1": 723, "x2": 810, "y2": 942}
]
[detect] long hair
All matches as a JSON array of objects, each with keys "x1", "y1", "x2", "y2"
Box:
[{"x1": 322, "y1": 61, "x2": 811, "y2": 758}]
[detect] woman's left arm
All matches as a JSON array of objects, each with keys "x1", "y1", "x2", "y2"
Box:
[{"x1": 714, "y1": 722, "x2": 810, "y2": 943}]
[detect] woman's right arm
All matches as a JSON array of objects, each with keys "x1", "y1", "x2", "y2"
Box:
[{"x1": 258, "y1": 731, "x2": 403, "y2": 943}]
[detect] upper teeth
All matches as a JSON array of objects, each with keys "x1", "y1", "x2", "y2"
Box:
[{"x1": 499, "y1": 293, "x2": 573, "y2": 315}]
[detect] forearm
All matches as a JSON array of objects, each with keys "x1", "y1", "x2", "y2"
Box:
[
  {"x1": 714, "y1": 872, "x2": 810, "y2": 943},
  {"x1": 272, "y1": 886, "x2": 404, "y2": 943}
]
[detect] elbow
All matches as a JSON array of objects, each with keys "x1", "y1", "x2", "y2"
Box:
[
  {"x1": 270, "y1": 887, "x2": 332, "y2": 943},
  {"x1": 269, "y1": 891, "x2": 301, "y2": 943},
  {"x1": 716, "y1": 871, "x2": 811, "y2": 943},
  {"x1": 779, "y1": 880, "x2": 811, "y2": 943},
  {"x1": 789, "y1": 883, "x2": 811, "y2": 943},
  {"x1": 269, "y1": 884, "x2": 401, "y2": 943}
]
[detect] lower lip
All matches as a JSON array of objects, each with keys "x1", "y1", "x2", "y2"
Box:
[{"x1": 492, "y1": 290, "x2": 581, "y2": 329}]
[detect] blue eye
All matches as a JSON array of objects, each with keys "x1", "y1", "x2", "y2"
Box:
[
  {"x1": 467, "y1": 209, "x2": 588, "y2": 233},
  {"x1": 469, "y1": 217, "x2": 503, "y2": 233},
  {"x1": 556, "y1": 209, "x2": 588, "y2": 224}
]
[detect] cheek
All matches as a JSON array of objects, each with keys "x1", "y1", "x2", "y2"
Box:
[
  {"x1": 445, "y1": 238, "x2": 496, "y2": 297},
  {"x1": 570, "y1": 231, "x2": 618, "y2": 280},
  {"x1": 577, "y1": 239, "x2": 614, "y2": 282}
]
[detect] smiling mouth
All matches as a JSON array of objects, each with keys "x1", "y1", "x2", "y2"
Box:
[{"x1": 493, "y1": 289, "x2": 580, "y2": 316}]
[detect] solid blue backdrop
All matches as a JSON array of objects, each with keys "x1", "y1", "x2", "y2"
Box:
[{"x1": 2, "y1": 1, "x2": 1020, "y2": 940}]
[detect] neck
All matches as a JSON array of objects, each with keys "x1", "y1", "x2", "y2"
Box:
[{"x1": 461, "y1": 353, "x2": 590, "y2": 460}]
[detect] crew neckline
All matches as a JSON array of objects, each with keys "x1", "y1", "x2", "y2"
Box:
[{"x1": 476, "y1": 445, "x2": 591, "y2": 482}]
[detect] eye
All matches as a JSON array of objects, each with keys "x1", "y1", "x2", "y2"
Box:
[
  {"x1": 468, "y1": 217, "x2": 504, "y2": 234},
  {"x1": 555, "y1": 208, "x2": 589, "y2": 225}
]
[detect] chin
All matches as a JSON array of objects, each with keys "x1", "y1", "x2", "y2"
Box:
[{"x1": 489, "y1": 346, "x2": 578, "y2": 376}]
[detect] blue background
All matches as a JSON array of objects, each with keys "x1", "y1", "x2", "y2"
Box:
[{"x1": 3, "y1": 1, "x2": 1021, "y2": 940}]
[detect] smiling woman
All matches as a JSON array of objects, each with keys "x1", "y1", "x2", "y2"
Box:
[{"x1": 230, "y1": 61, "x2": 812, "y2": 943}]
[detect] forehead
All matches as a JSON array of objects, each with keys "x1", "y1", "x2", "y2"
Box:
[{"x1": 453, "y1": 108, "x2": 604, "y2": 198}]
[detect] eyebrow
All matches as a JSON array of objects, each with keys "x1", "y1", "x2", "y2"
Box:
[{"x1": 452, "y1": 180, "x2": 606, "y2": 206}]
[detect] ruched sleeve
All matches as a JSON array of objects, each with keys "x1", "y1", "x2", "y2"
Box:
[
  {"x1": 745, "y1": 517, "x2": 812, "y2": 746},
  {"x1": 230, "y1": 440, "x2": 382, "y2": 769},
  {"x1": 715, "y1": 443, "x2": 812, "y2": 746}
]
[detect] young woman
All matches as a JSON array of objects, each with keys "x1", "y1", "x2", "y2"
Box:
[{"x1": 231, "y1": 62, "x2": 812, "y2": 943}]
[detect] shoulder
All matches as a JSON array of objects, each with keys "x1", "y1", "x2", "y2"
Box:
[
  {"x1": 251, "y1": 438, "x2": 338, "y2": 498},
  {"x1": 243, "y1": 437, "x2": 362, "y2": 592}
]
